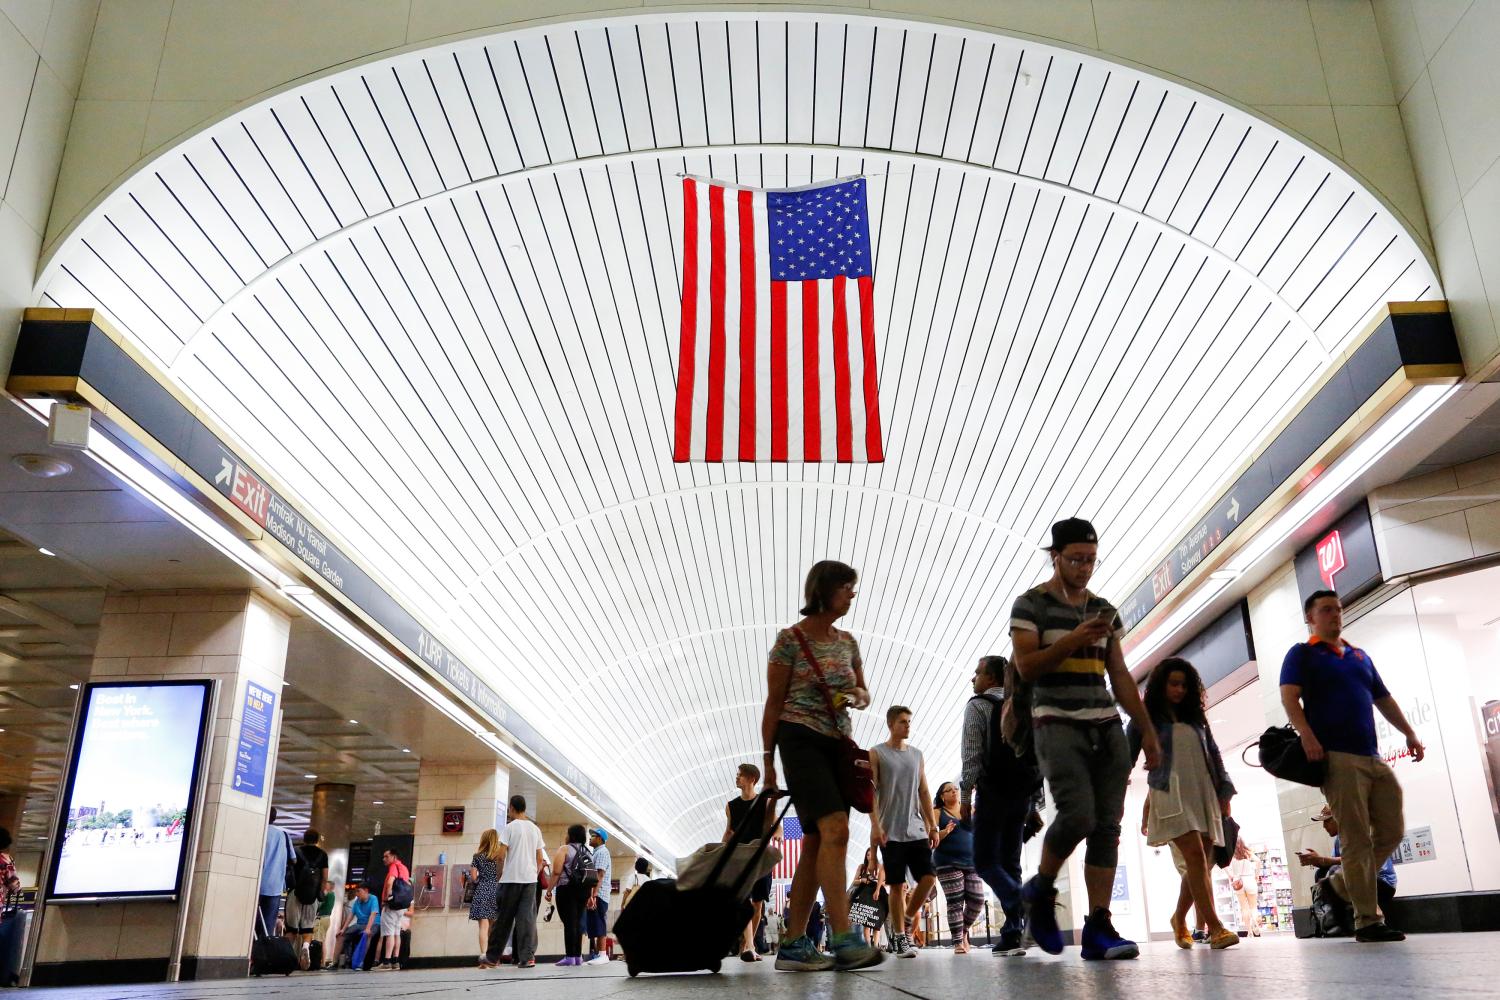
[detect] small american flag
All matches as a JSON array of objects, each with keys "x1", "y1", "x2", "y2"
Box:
[
  {"x1": 772, "y1": 815, "x2": 804, "y2": 880},
  {"x1": 673, "y1": 176, "x2": 884, "y2": 463}
]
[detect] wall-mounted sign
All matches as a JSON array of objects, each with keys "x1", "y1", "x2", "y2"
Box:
[
  {"x1": 1316, "y1": 530, "x2": 1347, "y2": 589},
  {"x1": 1294, "y1": 501, "x2": 1382, "y2": 605},
  {"x1": 1392, "y1": 826, "x2": 1436, "y2": 865},
  {"x1": 442, "y1": 807, "x2": 465, "y2": 834},
  {"x1": 232, "y1": 680, "x2": 276, "y2": 797}
]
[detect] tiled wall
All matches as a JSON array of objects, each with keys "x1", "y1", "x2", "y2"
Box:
[
  {"x1": 33, "y1": 590, "x2": 291, "y2": 970},
  {"x1": 40, "y1": 0, "x2": 1423, "y2": 266},
  {"x1": 1374, "y1": 0, "x2": 1500, "y2": 379},
  {"x1": 0, "y1": 0, "x2": 97, "y2": 372},
  {"x1": 1369, "y1": 451, "x2": 1500, "y2": 576}
]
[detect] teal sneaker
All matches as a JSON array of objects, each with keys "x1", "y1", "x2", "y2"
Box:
[
  {"x1": 774, "y1": 935, "x2": 835, "y2": 972},
  {"x1": 829, "y1": 930, "x2": 885, "y2": 971}
]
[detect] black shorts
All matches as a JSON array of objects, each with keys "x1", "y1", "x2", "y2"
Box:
[
  {"x1": 750, "y1": 873, "x2": 773, "y2": 903},
  {"x1": 881, "y1": 839, "x2": 934, "y2": 885},
  {"x1": 776, "y1": 721, "x2": 849, "y2": 825}
]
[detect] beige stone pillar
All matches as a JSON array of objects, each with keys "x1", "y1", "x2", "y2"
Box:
[
  {"x1": 409, "y1": 759, "x2": 508, "y2": 962},
  {"x1": 311, "y1": 782, "x2": 355, "y2": 959},
  {"x1": 29, "y1": 590, "x2": 290, "y2": 985}
]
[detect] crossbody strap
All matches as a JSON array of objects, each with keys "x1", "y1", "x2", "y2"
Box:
[{"x1": 791, "y1": 627, "x2": 843, "y2": 728}]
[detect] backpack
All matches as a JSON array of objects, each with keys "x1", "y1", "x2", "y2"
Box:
[
  {"x1": 387, "y1": 874, "x2": 413, "y2": 910},
  {"x1": 291, "y1": 845, "x2": 320, "y2": 905},
  {"x1": 974, "y1": 692, "x2": 1042, "y2": 793},
  {"x1": 565, "y1": 844, "x2": 597, "y2": 890},
  {"x1": 1309, "y1": 879, "x2": 1353, "y2": 937},
  {"x1": 999, "y1": 654, "x2": 1035, "y2": 759}
]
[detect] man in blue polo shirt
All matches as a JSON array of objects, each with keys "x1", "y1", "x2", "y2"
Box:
[{"x1": 1280, "y1": 589, "x2": 1424, "y2": 943}]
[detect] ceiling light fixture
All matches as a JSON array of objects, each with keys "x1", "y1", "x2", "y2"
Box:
[
  {"x1": 11, "y1": 453, "x2": 73, "y2": 478},
  {"x1": 401, "y1": 747, "x2": 410, "y2": 753},
  {"x1": 69, "y1": 683, "x2": 79, "y2": 690},
  {"x1": 373, "y1": 800, "x2": 384, "y2": 805},
  {"x1": 348, "y1": 719, "x2": 358, "y2": 725},
  {"x1": 38, "y1": 547, "x2": 56, "y2": 557},
  {"x1": 304, "y1": 774, "x2": 317, "y2": 779}
]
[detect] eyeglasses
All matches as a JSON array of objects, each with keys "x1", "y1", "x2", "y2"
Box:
[{"x1": 1060, "y1": 555, "x2": 1100, "y2": 568}]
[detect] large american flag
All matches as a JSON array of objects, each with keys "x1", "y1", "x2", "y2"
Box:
[
  {"x1": 673, "y1": 176, "x2": 884, "y2": 463},
  {"x1": 772, "y1": 815, "x2": 804, "y2": 880}
]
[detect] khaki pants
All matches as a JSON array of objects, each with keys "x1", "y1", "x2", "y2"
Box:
[{"x1": 1321, "y1": 751, "x2": 1403, "y2": 929}]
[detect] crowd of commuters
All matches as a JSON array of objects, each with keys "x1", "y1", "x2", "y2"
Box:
[
  {"x1": 234, "y1": 513, "x2": 1425, "y2": 977},
  {"x1": 752, "y1": 517, "x2": 1425, "y2": 974}
]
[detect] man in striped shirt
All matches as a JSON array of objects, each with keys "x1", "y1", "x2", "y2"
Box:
[{"x1": 1010, "y1": 519, "x2": 1160, "y2": 961}]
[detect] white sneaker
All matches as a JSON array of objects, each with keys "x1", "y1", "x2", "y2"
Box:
[
  {"x1": 895, "y1": 934, "x2": 918, "y2": 958},
  {"x1": 586, "y1": 954, "x2": 610, "y2": 966}
]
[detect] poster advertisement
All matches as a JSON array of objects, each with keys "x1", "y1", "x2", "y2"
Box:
[
  {"x1": 49, "y1": 681, "x2": 212, "y2": 899},
  {"x1": 413, "y1": 864, "x2": 447, "y2": 910},
  {"x1": 232, "y1": 680, "x2": 276, "y2": 797}
]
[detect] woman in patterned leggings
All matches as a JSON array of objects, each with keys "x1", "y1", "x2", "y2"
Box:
[{"x1": 932, "y1": 783, "x2": 985, "y2": 953}]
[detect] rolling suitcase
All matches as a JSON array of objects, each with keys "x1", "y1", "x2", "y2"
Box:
[
  {"x1": 613, "y1": 792, "x2": 789, "y2": 977},
  {"x1": 251, "y1": 911, "x2": 298, "y2": 976}
]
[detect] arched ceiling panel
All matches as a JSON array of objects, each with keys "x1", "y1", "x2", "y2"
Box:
[{"x1": 37, "y1": 12, "x2": 1437, "y2": 853}]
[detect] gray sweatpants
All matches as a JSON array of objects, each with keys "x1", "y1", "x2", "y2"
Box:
[{"x1": 1034, "y1": 721, "x2": 1130, "y2": 870}]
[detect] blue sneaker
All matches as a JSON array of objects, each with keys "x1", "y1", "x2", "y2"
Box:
[
  {"x1": 829, "y1": 930, "x2": 884, "y2": 971},
  {"x1": 1080, "y1": 910, "x2": 1138, "y2": 960},
  {"x1": 1021, "y1": 877, "x2": 1064, "y2": 955},
  {"x1": 774, "y1": 935, "x2": 835, "y2": 972}
]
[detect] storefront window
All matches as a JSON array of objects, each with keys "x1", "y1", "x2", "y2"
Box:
[{"x1": 1340, "y1": 577, "x2": 1500, "y2": 895}]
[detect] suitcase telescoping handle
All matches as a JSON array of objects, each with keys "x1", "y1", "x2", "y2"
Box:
[{"x1": 705, "y1": 790, "x2": 793, "y2": 891}]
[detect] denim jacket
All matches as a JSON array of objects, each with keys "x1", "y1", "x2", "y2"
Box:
[{"x1": 1126, "y1": 717, "x2": 1235, "y2": 801}]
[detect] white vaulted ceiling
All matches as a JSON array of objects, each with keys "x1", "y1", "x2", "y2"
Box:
[{"x1": 35, "y1": 13, "x2": 1437, "y2": 856}]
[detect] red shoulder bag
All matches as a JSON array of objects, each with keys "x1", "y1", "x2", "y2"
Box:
[{"x1": 791, "y1": 627, "x2": 875, "y2": 815}]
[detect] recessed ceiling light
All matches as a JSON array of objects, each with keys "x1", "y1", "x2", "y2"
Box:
[
  {"x1": 409, "y1": 815, "x2": 416, "y2": 819},
  {"x1": 348, "y1": 719, "x2": 358, "y2": 725},
  {"x1": 12, "y1": 454, "x2": 73, "y2": 478},
  {"x1": 373, "y1": 800, "x2": 384, "y2": 805},
  {"x1": 69, "y1": 684, "x2": 79, "y2": 690},
  {"x1": 401, "y1": 748, "x2": 410, "y2": 753},
  {"x1": 0, "y1": 727, "x2": 6, "y2": 733},
  {"x1": 304, "y1": 774, "x2": 317, "y2": 779},
  {"x1": 38, "y1": 547, "x2": 56, "y2": 557}
]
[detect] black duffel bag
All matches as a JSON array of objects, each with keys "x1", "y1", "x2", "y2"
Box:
[{"x1": 1245, "y1": 725, "x2": 1326, "y2": 787}]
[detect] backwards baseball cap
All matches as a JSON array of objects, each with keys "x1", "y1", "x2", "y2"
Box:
[
  {"x1": 1048, "y1": 517, "x2": 1098, "y2": 551},
  {"x1": 591, "y1": 828, "x2": 609, "y2": 843}
]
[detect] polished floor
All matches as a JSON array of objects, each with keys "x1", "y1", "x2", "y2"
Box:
[{"x1": 16, "y1": 933, "x2": 1499, "y2": 999}]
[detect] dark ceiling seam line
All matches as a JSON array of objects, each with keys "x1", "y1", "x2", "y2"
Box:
[
  {"x1": 331, "y1": 85, "x2": 399, "y2": 210},
  {"x1": 1089, "y1": 77, "x2": 1138, "y2": 197},
  {"x1": 269, "y1": 106, "x2": 347, "y2": 229},
  {"x1": 101, "y1": 215, "x2": 206, "y2": 325},
  {"x1": 296, "y1": 93, "x2": 370, "y2": 218},
  {"x1": 211, "y1": 134, "x2": 298, "y2": 257},
  {"x1": 241, "y1": 120, "x2": 320, "y2": 241},
  {"x1": 1064, "y1": 68, "x2": 1111, "y2": 189},
  {"x1": 183, "y1": 153, "x2": 272, "y2": 270},
  {"x1": 1012, "y1": 55, "x2": 1054, "y2": 174},
  {"x1": 419, "y1": 202, "x2": 564, "y2": 528},
  {"x1": 449, "y1": 53, "x2": 500, "y2": 180},
  {"x1": 447, "y1": 195, "x2": 592, "y2": 518},
  {"x1": 359, "y1": 75, "x2": 423, "y2": 202},
  {"x1": 77, "y1": 238, "x2": 182, "y2": 343},
  {"x1": 420, "y1": 58, "x2": 482, "y2": 184},
  {"x1": 152, "y1": 171, "x2": 248, "y2": 287},
  {"x1": 1206, "y1": 136, "x2": 1277, "y2": 250},
  {"x1": 1273, "y1": 190, "x2": 1355, "y2": 295},
  {"x1": 513, "y1": 178, "x2": 627, "y2": 508},
  {"x1": 403, "y1": 208, "x2": 556, "y2": 532},
  {"x1": 1253, "y1": 172, "x2": 1330, "y2": 278},
  {"x1": 1186, "y1": 124, "x2": 1251, "y2": 237}
]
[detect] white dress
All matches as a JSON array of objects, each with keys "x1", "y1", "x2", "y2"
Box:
[{"x1": 1146, "y1": 723, "x2": 1225, "y2": 848}]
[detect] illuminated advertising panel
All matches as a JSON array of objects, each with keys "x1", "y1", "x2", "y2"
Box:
[{"x1": 47, "y1": 680, "x2": 213, "y2": 901}]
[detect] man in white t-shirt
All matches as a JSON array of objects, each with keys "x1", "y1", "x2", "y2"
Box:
[{"x1": 479, "y1": 795, "x2": 547, "y2": 969}]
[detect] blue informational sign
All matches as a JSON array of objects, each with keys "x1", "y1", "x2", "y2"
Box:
[{"x1": 233, "y1": 680, "x2": 277, "y2": 797}]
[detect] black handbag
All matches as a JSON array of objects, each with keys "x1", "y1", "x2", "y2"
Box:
[
  {"x1": 1246, "y1": 724, "x2": 1327, "y2": 787},
  {"x1": 1213, "y1": 815, "x2": 1240, "y2": 869}
]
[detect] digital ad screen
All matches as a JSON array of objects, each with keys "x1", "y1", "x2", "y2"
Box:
[{"x1": 47, "y1": 680, "x2": 212, "y2": 900}]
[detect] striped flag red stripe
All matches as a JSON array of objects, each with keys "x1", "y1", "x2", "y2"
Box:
[{"x1": 674, "y1": 176, "x2": 883, "y2": 463}]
